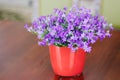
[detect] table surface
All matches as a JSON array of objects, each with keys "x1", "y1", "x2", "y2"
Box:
[{"x1": 0, "y1": 20, "x2": 120, "y2": 80}]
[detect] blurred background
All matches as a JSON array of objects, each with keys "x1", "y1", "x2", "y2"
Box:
[{"x1": 0, "y1": 0, "x2": 120, "y2": 29}]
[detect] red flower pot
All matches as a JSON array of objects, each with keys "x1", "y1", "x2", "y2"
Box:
[{"x1": 49, "y1": 45, "x2": 86, "y2": 76}]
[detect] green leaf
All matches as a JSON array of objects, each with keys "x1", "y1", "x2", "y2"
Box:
[{"x1": 41, "y1": 30, "x2": 49, "y2": 38}]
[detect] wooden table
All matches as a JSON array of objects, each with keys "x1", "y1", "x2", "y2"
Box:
[{"x1": 0, "y1": 20, "x2": 120, "y2": 80}]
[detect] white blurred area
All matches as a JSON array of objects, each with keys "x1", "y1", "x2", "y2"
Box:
[
  {"x1": 0, "y1": 0, "x2": 101, "y2": 22},
  {"x1": 73, "y1": 0, "x2": 101, "y2": 14},
  {"x1": 0, "y1": 0, "x2": 39, "y2": 22}
]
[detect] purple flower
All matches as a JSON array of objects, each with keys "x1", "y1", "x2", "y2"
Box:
[
  {"x1": 83, "y1": 45, "x2": 92, "y2": 53},
  {"x1": 105, "y1": 30, "x2": 111, "y2": 37},
  {"x1": 25, "y1": 6, "x2": 113, "y2": 53},
  {"x1": 38, "y1": 41, "x2": 46, "y2": 46}
]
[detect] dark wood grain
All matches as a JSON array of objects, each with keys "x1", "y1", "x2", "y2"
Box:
[{"x1": 0, "y1": 20, "x2": 120, "y2": 80}]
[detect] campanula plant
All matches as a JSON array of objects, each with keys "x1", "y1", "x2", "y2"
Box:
[{"x1": 25, "y1": 6, "x2": 113, "y2": 53}]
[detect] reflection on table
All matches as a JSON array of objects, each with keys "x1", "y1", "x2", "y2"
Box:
[{"x1": 54, "y1": 73, "x2": 84, "y2": 80}]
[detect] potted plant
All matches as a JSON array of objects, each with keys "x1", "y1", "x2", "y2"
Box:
[{"x1": 25, "y1": 6, "x2": 113, "y2": 76}]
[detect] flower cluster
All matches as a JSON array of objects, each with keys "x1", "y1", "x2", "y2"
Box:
[{"x1": 25, "y1": 6, "x2": 113, "y2": 53}]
